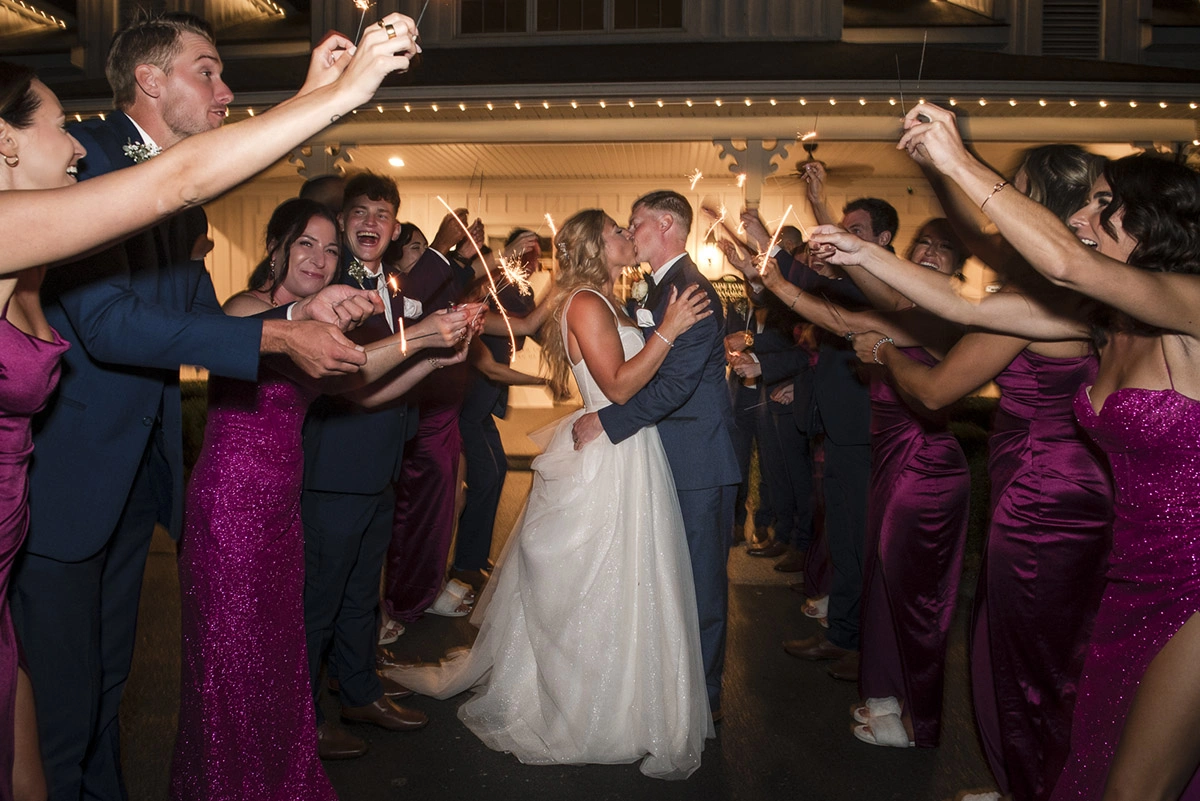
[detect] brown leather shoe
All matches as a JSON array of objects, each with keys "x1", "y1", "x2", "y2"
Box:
[
  {"x1": 341, "y1": 697, "x2": 428, "y2": 731},
  {"x1": 827, "y1": 651, "x2": 860, "y2": 682},
  {"x1": 774, "y1": 549, "x2": 807, "y2": 573},
  {"x1": 783, "y1": 634, "x2": 853, "y2": 661},
  {"x1": 316, "y1": 722, "x2": 368, "y2": 760},
  {"x1": 747, "y1": 540, "x2": 788, "y2": 558}
]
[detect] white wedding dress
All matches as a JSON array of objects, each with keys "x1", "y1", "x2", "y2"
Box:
[{"x1": 392, "y1": 288, "x2": 712, "y2": 779}]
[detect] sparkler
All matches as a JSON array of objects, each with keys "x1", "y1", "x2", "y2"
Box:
[
  {"x1": 544, "y1": 212, "x2": 558, "y2": 272},
  {"x1": 436, "y1": 195, "x2": 517, "y2": 357},
  {"x1": 415, "y1": 0, "x2": 431, "y2": 28},
  {"x1": 757, "y1": 204, "x2": 793, "y2": 275},
  {"x1": 495, "y1": 255, "x2": 534, "y2": 297},
  {"x1": 687, "y1": 169, "x2": 703, "y2": 191},
  {"x1": 352, "y1": 0, "x2": 374, "y2": 46},
  {"x1": 386, "y1": 274, "x2": 407, "y2": 355},
  {"x1": 916, "y1": 30, "x2": 928, "y2": 89},
  {"x1": 895, "y1": 54, "x2": 907, "y2": 116},
  {"x1": 702, "y1": 204, "x2": 727, "y2": 242},
  {"x1": 736, "y1": 174, "x2": 747, "y2": 189},
  {"x1": 786, "y1": 206, "x2": 812, "y2": 242}
]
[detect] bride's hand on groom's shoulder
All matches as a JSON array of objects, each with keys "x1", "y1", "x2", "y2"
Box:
[
  {"x1": 660, "y1": 284, "x2": 712, "y2": 340},
  {"x1": 571, "y1": 412, "x2": 603, "y2": 451}
]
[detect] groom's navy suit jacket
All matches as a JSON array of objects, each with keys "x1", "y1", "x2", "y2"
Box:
[
  {"x1": 599, "y1": 255, "x2": 739, "y2": 490},
  {"x1": 30, "y1": 112, "x2": 263, "y2": 560}
]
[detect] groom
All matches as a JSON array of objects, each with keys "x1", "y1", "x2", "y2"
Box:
[{"x1": 572, "y1": 190, "x2": 740, "y2": 715}]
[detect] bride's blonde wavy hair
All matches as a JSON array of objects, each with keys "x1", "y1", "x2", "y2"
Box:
[{"x1": 540, "y1": 209, "x2": 620, "y2": 399}]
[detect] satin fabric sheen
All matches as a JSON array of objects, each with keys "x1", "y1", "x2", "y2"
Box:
[
  {"x1": 171, "y1": 375, "x2": 334, "y2": 801},
  {"x1": 1049, "y1": 386, "x2": 1200, "y2": 801},
  {"x1": 858, "y1": 347, "x2": 970, "y2": 747},
  {"x1": 974, "y1": 350, "x2": 1111, "y2": 801},
  {"x1": 392, "y1": 290, "x2": 712, "y2": 779},
  {"x1": 0, "y1": 319, "x2": 67, "y2": 801}
]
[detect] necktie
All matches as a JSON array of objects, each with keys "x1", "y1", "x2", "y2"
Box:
[{"x1": 360, "y1": 274, "x2": 379, "y2": 290}]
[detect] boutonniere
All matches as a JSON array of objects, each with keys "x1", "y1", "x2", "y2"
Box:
[
  {"x1": 122, "y1": 139, "x2": 161, "y2": 164},
  {"x1": 346, "y1": 258, "x2": 369, "y2": 289},
  {"x1": 630, "y1": 272, "x2": 651, "y2": 307}
]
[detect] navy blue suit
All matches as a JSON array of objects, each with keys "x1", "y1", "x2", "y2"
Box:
[
  {"x1": 778, "y1": 251, "x2": 872, "y2": 651},
  {"x1": 454, "y1": 278, "x2": 537, "y2": 572},
  {"x1": 301, "y1": 266, "x2": 417, "y2": 719},
  {"x1": 598, "y1": 255, "x2": 740, "y2": 708},
  {"x1": 15, "y1": 112, "x2": 264, "y2": 801}
]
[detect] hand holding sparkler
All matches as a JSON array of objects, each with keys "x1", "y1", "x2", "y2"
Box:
[
  {"x1": 430, "y1": 210, "x2": 471, "y2": 254},
  {"x1": 724, "y1": 330, "x2": 754, "y2": 354},
  {"x1": 315, "y1": 12, "x2": 421, "y2": 112},
  {"x1": 770, "y1": 383, "x2": 795, "y2": 405},
  {"x1": 739, "y1": 211, "x2": 772, "y2": 254},
  {"x1": 405, "y1": 306, "x2": 472, "y2": 348},
  {"x1": 456, "y1": 218, "x2": 486, "y2": 259},
  {"x1": 292, "y1": 284, "x2": 382, "y2": 330},
  {"x1": 807, "y1": 224, "x2": 873, "y2": 270},
  {"x1": 802, "y1": 160, "x2": 827, "y2": 206},
  {"x1": 759, "y1": 256, "x2": 786, "y2": 291},
  {"x1": 850, "y1": 329, "x2": 891, "y2": 366},
  {"x1": 897, "y1": 103, "x2": 970, "y2": 176},
  {"x1": 503, "y1": 231, "x2": 540, "y2": 262},
  {"x1": 716, "y1": 239, "x2": 757, "y2": 282},
  {"x1": 732, "y1": 355, "x2": 763, "y2": 380}
]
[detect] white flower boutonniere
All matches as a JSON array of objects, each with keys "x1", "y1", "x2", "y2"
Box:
[
  {"x1": 631, "y1": 278, "x2": 649, "y2": 305},
  {"x1": 346, "y1": 259, "x2": 369, "y2": 289},
  {"x1": 122, "y1": 139, "x2": 161, "y2": 164}
]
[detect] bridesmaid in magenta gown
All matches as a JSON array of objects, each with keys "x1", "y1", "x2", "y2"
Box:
[
  {"x1": 754, "y1": 219, "x2": 967, "y2": 748},
  {"x1": 822, "y1": 103, "x2": 1200, "y2": 799},
  {"x1": 170, "y1": 201, "x2": 471, "y2": 800},
  {"x1": 858, "y1": 345, "x2": 969, "y2": 747}
]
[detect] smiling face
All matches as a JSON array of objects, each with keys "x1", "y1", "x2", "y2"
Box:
[
  {"x1": 600, "y1": 216, "x2": 636, "y2": 279},
  {"x1": 909, "y1": 221, "x2": 965, "y2": 276},
  {"x1": 341, "y1": 195, "x2": 400, "y2": 266},
  {"x1": 1070, "y1": 176, "x2": 1138, "y2": 263},
  {"x1": 4, "y1": 80, "x2": 85, "y2": 191},
  {"x1": 272, "y1": 215, "x2": 339, "y2": 303},
  {"x1": 156, "y1": 33, "x2": 233, "y2": 146},
  {"x1": 396, "y1": 228, "x2": 427, "y2": 274}
]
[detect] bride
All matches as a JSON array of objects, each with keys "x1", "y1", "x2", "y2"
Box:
[{"x1": 390, "y1": 208, "x2": 715, "y2": 779}]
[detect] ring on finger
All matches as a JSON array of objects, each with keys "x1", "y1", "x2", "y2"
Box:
[{"x1": 384, "y1": 22, "x2": 397, "y2": 39}]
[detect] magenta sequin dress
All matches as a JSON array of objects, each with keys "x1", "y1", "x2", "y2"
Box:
[
  {"x1": 170, "y1": 374, "x2": 335, "y2": 801},
  {"x1": 0, "y1": 316, "x2": 67, "y2": 800},
  {"x1": 973, "y1": 350, "x2": 1111, "y2": 801},
  {"x1": 1049, "y1": 381, "x2": 1200, "y2": 800},
  {"x1": 859, "y1": 347, "x2": 970, "y2": 747}
]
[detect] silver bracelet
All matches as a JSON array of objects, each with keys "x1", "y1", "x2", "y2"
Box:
[
  {"x1": 871, "y1": 336, "x2": 894, "y2": 365},
  {"x1": 654, "y1": 330, "x2": 674, "y2": 348},
  {"x1": 428, "y1": 357, "x2": 441, "y2": 370}
]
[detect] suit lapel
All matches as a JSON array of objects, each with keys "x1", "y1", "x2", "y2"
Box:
[{"x1": 645, "y1": 257, "x2": 688, "y2": 311}]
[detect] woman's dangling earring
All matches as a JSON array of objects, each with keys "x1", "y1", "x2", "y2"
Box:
[
  {"x1": 3, "y1": 155, "x2": 18, "y2": 168},
  {"x1": 268, "y1": 258, "x2": 276, "y2": 282}
]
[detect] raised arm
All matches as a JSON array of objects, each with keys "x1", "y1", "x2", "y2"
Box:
[
  {"x1": 0, "y1": 17, "x2": 419, "y2": 275},
  {"x1": 899, "y1": 102, "x2": 1200, "y2": 338},
  {"x1": 809, "y1": 227, "x2": 1088, "y2": 341},
  {"x1": 567, "y1": 287, "x2": 710, "y2": 405}
]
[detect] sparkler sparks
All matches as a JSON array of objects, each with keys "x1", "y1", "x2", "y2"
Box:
[
  {"x1": 352, "y1": 0, "x2": 374, "y2": 46},
  {"x1": 436, "y1": 195, "x2": 517, "y2": 357},
  {"x1": 496, "y1": 255, "x2": 534, "y2": 297},
  {"x1": 687, "y1": 169, "x2": 703, "y2": 191},
  {"x1": 702, "y1": 204, "x2": 727, "y2": 242},
  {"x1": 387, "y1": 274, "x2": 407, "y2": 354},
  {"x1": 736, "y1": 173, "x2": 747, "y2": 189}
]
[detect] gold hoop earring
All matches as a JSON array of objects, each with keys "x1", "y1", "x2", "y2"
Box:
[{"x1": 3, "y1": 155, "x2": 17, "y2": 168}]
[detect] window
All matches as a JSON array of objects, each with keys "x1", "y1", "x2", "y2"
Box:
[
  {"x1": 460, "y1": 0, "x2": 682, "y2": 34},
  {"x1": 461, "y1": 0, "x2": 528, "y2": 34}
]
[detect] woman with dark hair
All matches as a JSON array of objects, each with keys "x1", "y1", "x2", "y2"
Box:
[
  {"x1": 732, "y1": 217, "x2": 970, "y2": 750},
  {"x1": 170, "y1": 198, "x2": 475, "y2": 800},
  {"x1": 0, "y1": 23, "x2": 417, "y2": 797},
  {"x1": 829, "y1": 145, "x2": 1112, "y2": 800},
  {"x1": 390, "y1": 209, "x2": 714, "y2": 778},
  {"x1": 818, "y1": 102, "x2": 1200, "y2": 799}
]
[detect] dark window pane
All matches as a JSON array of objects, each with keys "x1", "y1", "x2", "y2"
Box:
[
  {"x1": 583, "y1": 0, "x2": 603, "y2": 28},
  {"x1": 537, "y1": 0, "x2": 603, "y2": 30},
  {"x1": 614, "y1": 0, "x2": 635, "y2": 28},
  {"x1": 614, "y1": 0, "x2": 681, "y2": 29},
  {"x1": 660, "y1": 0, "x2": 682, "y2": 28},
  {"x1": 641, "y1": 0, "x2": 661, "y2": 28},
  {"x1": 462, "y1": 0, "x2": 484, "y2": 32},
  {"x1": 508, "y1": 0, "x2": 527, "y2": 31},
  {"x1": 536, "y1": 0, "x2": 557, "y2": 30}
]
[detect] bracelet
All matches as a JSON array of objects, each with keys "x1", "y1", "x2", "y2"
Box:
[
  {"x1": 789, "y1": 292, "x2": 802, "y2": 312},
  {"x1": 980, "y1": 180, "x2": 1008, "y2": 212},
  {"x1": 428, "y1": 357, "x2": 441, "y2": 370},
  {"x1": 871, "y1": 336, "x2": 894, "y2": 365},
  {"x1": 654, "y1": 330, "x2": 674, "y2": 348}
]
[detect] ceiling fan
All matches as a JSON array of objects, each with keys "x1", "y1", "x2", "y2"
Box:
[{"x1": 784, "y1": 141, "x2": 876, "y2": 188}]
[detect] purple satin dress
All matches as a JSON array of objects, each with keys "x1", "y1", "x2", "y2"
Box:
[
  {"x1": 973, "y1": 350, "x2": 1111, "y2": 801},
  {"x1": 171, "y1": 375, "x2": 335, "y2": 801},
  {"x1": 859, "y1": 347, "x2": 970, "y2": 747},
  {"x1": 0, "y1": 316, "x2": 67, "y2": 800},
  {"x1": 1050, "y1": 381, "x2": 1200, "y2": 800}
]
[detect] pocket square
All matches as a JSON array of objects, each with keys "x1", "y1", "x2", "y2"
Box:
[
  {"x1": 403, "y1": 297, "x2": 423, "y2": 319},
  {"x1": 636, "y1": 308, "x2": 655, "y2": 328}
]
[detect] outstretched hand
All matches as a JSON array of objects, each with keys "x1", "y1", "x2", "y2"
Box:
[
  {"x1": 292, "y1": 284, "x2": 383, "y2": 330},
  {"x1": 739, "y1": 211, "x2": 772, "y2": 253},
  {"x1": 807, "y1": 225, "x2": 871, "y2": 268},
  {"x1": 332, "y1": 13, "x2": 423, "y2": 112},
  {"x1": 281, "y1": 320, "x2": 369, "y2": 377},
  {"x1": 717, "y1": 239, "x2": 756, "y2": 281}
]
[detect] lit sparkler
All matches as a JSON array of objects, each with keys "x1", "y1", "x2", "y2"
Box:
[
  {"x1": 786, "y1": 206, "x2": 812, "y2": 241},
  {"x1": 496, "y1": 255, "x2": 534, "y2": 297},
  {"x1": 544, "y1": 212, "x2": 559, "y2": 272},
  {"x1": 386, "y1": 274, "x2": 408, "y2": 354},
  {"x1": 436, "y1": 195, "x2": 517, "y2": 357},
  {"x1": 352, "y1": 0, "x2": 374, "y2": 46},
  {"x1": 736, "y1": 173, "x2": 747, "y2": 189},
  {"x1": 758, "y1": 204, "x2": 794, "y2": 275},
  {"x1": 687, "y1": 169, "x2": 703, "y2": 191},
  {"x1": 702, "y1": 204, "x2": 727, "y2": 242}
]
